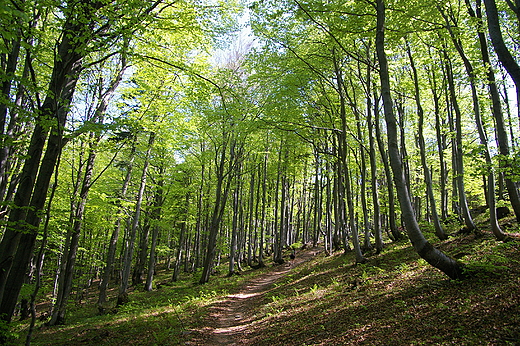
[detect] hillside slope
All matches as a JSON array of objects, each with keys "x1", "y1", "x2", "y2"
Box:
[{"x1": 11, "y1": 230, "x2": 520, "y2": 345}]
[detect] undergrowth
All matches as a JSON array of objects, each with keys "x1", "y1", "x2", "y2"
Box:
[{"x1": 6, "y1": 223, "x2": 520, "y2": 346}]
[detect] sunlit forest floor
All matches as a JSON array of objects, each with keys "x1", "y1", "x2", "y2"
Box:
[{"x1": 9, "y1": 212, "x2": 520, "y2": 345}]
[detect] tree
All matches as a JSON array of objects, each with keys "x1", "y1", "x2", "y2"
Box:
[
  {"x1": 482, "y1": 0, "x2": 520, "y2": 224},
  {"x1": 375, "y1": 0, "x2": 464, "y2": 280},
  {"x1": 405, "y1": 40, "x2": 447, "y2": 240},
  {"x1": 0, "y1": 0, "x2": 111, "y2": 321}
]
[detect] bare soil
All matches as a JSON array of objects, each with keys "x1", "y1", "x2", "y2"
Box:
[{"x1": 188, "y1": 248, "x2": 322, "y2": 345}]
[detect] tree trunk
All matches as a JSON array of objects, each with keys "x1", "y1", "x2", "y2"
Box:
[
  {"x1": 405, "y1": 41, "x2": 447, "y2": 240},
  {"x1": 459, "y1": 0, "x2": 505, "y2": 239},
  {"x1": 480, "y1": 0, "x2": 520, "y2": 224},
  {"x1": 376, "y1": 0, "x2": 464, "y2": 280},
  {"x1": 132, "y1": 219, "x2": 151, "y2": 287},
  {"x1": 443, "y1": 49, "x2": 476, "y2": 231},
  {"x1": 48, "y1": 136, "x2": 97, "y2": 326},
  {"x1": 366, "y1": 62, "x2": 384, "y2": 253},
  {"x1": 374, "y1": 92, "x2": 401, "y2": 241},
  {"x1": 427, "y1": 56, "x2": 449, "y2": 220},
  {"x1": 144, "y1": 169, "x2": 164, "y2": 291},
  {"x1": 98, "y1": 145, "x2": 135, "y2": 312},
  {"x1": 200, "y1": 139, "x2": 236, "y2": 284},
  {"x1": 0, "y1": 10, "x2": 88, "y2": 319},
  {"x1": 229, "y1": 182, "x2": 240, "y2": 275},
  {"x1": 119, "y1": 132, "x2": 155, "y2": 302}
]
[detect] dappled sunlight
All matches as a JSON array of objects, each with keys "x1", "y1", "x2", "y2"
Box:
[{"x1": 20, "y1": 235, "x2": 520, "y2": 345}]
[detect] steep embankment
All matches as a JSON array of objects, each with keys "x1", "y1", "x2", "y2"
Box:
[{"x1": 190, "y1": 233, "x2": 520, "y2": 346}]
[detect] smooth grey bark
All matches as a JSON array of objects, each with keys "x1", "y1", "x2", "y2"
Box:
[
  {"x1": 312, "y1": 149, "x2": 323, "y2": 248},
  {"x1": 462, "y1": 0, "x2": 507, "y2": 239},
  {"x1": 480, "y1": 0, "x2": 520, "y2": 224},
  {"x1": 98, "y1": 145, "x2": 135, "y2": 311},
  {"x1": 374, "y1": 92, "x2": 401, "y2": 241},
  {"x1": 333, "y1": 52, "x2": 366, "y2": 263},
  {"x1": 145, "y1": 170, "x2": 164, "y2": 291},
  {"x1": 353, "y1": 93, "x2": 372, "y2": 251},
  {"x1": 405, "y1": 42, "x2": 447, "y2": 240},
  {"x1": 25, "y1": 143, "x2": 60, "y2": 345},
  {"x1": 376, "y1": 0, "x2": 464, "y2": 280},
  {"x1": 48, "y1": 136, "x2": 97, "y2": 326},
  {"x1": 440, "y1": 4, "x2": 503, "y2": 237},
  {"x1": 229, "y1": 182, "x2": 240, "y2": 275},
  {"x1": 199, "y1": 139, "x2": 236, "y2": 284},
  {"x1": 258, "y1": 152, "x2": 268, "y2": 267},
  {"x1": 119, "y1": 132, "x2": 155, "y2": 302},
  {"x1": 426, "y1": 57, "x2": 449, "y2": 220},
  {"x1": 172, "y1": 206, "x2": 187, "y2": 282},
  {"x1": 443, "y1": 49, "x2": 476, "y2": 231},
  {"x1": 483, "y1": 0, "x2": 520, "y2": 111},
  {"x1": 49, "y1": 54, "x2": 126, "y2": 324},
  {"x1": 174, "y1": 190, "x2": 191, "y2": 281},
  {"x1": 193, "y1": 152, "x2": 206, "y2": 271},
  {"x1": 247, "y1": 166, "x2": 256, "y2": 266},
  {"x1": 0, "y1": 21, "x2": 22, "y2": 203},
  {"x1": 366, "y1": 64, "x2": 384, "y2": 253},
  {"x1": 133, "y1": 219, "x2": 151, "y2": 286},
  {"x1": 273, "y1": 145, "x2": 286, "y2": 264},
  {"x1": 325, "y1": 157, "x2": 333, "y2": 254}
]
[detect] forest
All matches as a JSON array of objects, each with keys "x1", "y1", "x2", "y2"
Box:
[{"x1": 0, "y1": 0, "x2": 519, "y2": 344}]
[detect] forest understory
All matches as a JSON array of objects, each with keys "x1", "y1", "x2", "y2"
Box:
[{"x1": 8, "y1": 212, "x2": 520, "y2": 346}]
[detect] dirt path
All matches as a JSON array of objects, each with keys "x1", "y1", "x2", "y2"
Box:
[{"x1": 191, "y1": 247, "x2": 321, "y2": 346}]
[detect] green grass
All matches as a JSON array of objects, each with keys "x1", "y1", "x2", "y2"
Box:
[{"x1": 6, "y1": 225, "x2": 520, "y2": 345}]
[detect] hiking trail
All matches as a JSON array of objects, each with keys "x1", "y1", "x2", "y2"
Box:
[{"x1": 188, "y1": 247, "x2": 321, "y2": 345}]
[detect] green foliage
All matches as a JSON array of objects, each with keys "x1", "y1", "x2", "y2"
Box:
[{"x1": 0, "y1": 318, "x2": 19, "y2": 345}]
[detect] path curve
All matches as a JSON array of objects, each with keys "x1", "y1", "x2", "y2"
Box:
[{"x1": 191, "y1": 247, "x2": 321, "y2": 346}]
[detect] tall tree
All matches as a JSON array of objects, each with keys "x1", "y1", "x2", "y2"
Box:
[
  {"x1": 375, "y1": 0, "x2": 464, "y2": 280},
  {"x1": 405, "y1": 40, "x2": 447, "y2": 240},
  {"x1": 481, "y1": 0, "x2": 520, "y2": 224}
]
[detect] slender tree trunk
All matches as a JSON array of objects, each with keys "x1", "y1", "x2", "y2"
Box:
[
  {"x1": 483, "y1": 0, "x2": 520, "y2": 115},
  {"x1": 312, "y1": 149, "x2": 322, "y2": 247},
  {"x1": 229, "y1": 181, "x2": 240, "y2": 275},
  {"x1": 98, "y1": 145, "x2": 135, "y2": 312},
  {"x1": 119, "y1": 132, "x2": 155, "y2": 302},
  {"x1": 49, "y1": 136, "x2": 97, "y2": 326},
  {"x1": 478, "y1": 0, "x2": 520, "y2": 224},
  {"x1": 374, "y1": 92, "x2": 401, "y2": 241},
  {"x1": 444, "y1": 49, "x2": 476, "y2": 231},
  {"x1": 333, "y1": 51, "x2": 366, "y2": 263},
  {"x1": 173, "y1": 219, "x2": 186, "y2": 282},
  {"x1": 258, "y1": 152, "x2": 268, "y2": 267},
  {"x1": 132, "y1": 219, "x2": 150, "y2": 286},
  {"x1": 406, "y1": 41, "x2": 447, "y2": 240},
  {"x1": 145, "y1": 170, "x2": 164, "y2": 291},
  {"x1": 427, "y1": 56, "x2": 449, "y2": 220},
  {"x1": 273, "y1": 145, "x2": 285, "y2": 264},
  {"x1": 0, "y1": 49, "x2": 81, "y2": 324},
  {"x1": 366, "y1": 63, "x2": 384, "y2": 253},
  {"x1": 0, "y1": 2, "x2": 110, "y2": 321},
  {"x1": 200, "y1": 139, "x2": 236, "y2": 284},
  {"x1": 376, "y1": 0, "x2": 464, "y2": 279},
  {"x1": 351, "y1": 86, "x2": 372, "y2": 251},
  {"x1": 25, "y1": 147, "x2": 60, "y2": 345}
]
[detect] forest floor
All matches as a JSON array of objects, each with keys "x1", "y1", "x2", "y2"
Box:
[
  {"x1": 8, "y1": 214, "x2": 520, "y2": 346},
  {"x1": 189, "y1": 247, "x2": 322, "y2": 345}
]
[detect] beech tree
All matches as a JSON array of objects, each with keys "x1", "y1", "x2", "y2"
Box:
[
  {"x1": 3, "y1": 0, "x2": 520, "y2": 331},
  {"x1": 482, "y1": 0, "x2": 520, "y2": 223},
  {"x1": 0, "y1": 0, "x2": 164, "y2": 322},
  {"x1": 375, "y1": 0, "x2": 464, "y2": 279}
]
